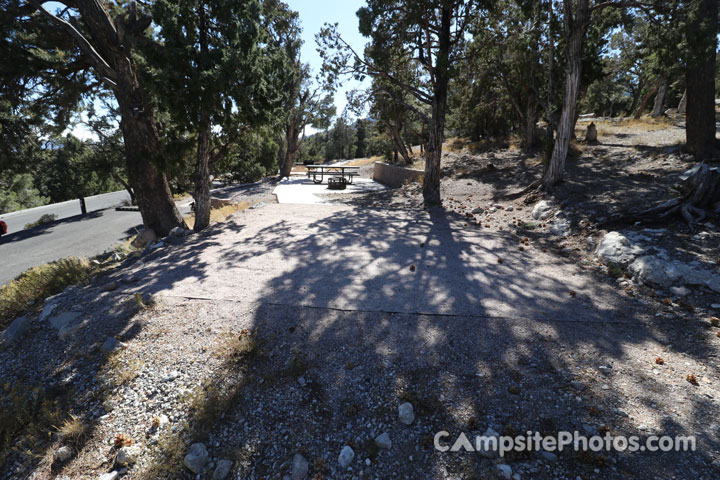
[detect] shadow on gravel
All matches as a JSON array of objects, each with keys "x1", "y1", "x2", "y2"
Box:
[
  {"x1": 0, "y1": 223, "x2": 229, "y2": 478},
  {"x1": 3, "y1": 204, "x2": 717, "y2": 479},
  {"x1": 145, "y1": 206, "x2": 717, "y2": 478}
]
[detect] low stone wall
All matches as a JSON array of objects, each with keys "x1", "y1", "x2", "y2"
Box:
[{"x1": 373, "y1": 162, "x2": 423, "y2": 188}]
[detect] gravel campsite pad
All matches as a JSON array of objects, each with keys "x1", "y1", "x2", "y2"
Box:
[{"x1": 1, "y1": 120, "x2": 719, "y2": 480}]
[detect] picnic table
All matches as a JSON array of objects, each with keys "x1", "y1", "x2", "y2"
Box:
[{"x1": 306, "y1": 165, "x2": 360, "y2": 185}]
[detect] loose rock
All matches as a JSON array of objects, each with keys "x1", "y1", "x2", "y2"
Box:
[
  {"x1": 290, "y1": 453, "x2": 308, "y2": 480},
  {"x1": 213, "y1": 459, "x2": 233, "y2": 480},
  {"x1": 115, "y1": 446, "x2": 138, "y2": 466},
  {"x1": 55, "y1": 446, "x2": 72, "y2": 462},
  {"x1": 338, "y1": 445, "x2": 355, "y2": 468},
  {"x1": 183, "y1": 443, "x2": 209, "y2": 474},
  {"x1": 2, "y1": 316, "x2": 31, "y2": 343},
  {"x1": 497, "y1": 463, "x2": 513, "y2": 479},
  {"x1": 398, "y1": 402, "x2": 415, "y2": 425},
  {"x1": 375, "y1": 432, "x2": 392, "y2": 449}
]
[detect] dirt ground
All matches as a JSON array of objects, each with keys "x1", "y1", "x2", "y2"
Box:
[{"x1": 1, "y1": 118, "x2": 719, "y2": 480}]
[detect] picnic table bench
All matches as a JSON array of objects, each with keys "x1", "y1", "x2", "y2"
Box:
[{"x1": 306, "y1": 165, "x2": 360, "y2": 185}]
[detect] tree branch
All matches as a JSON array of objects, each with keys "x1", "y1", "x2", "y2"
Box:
[{"x1": 28, "y1": 0, "x2": 117, "y2": 86}]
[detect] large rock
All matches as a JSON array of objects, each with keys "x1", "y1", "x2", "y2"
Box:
[
  {"x1": 183, "y1": 443, "x2": 209, "y2": 474},
  {"x1": 629, "y1": 256, "x2": 720, "y2": 292},
  {"x1": 131, "y1": 228, "x2": 158, "y2": 249},
  {"x1": 39, "y1": 302, "x2": 57, "y2": 322},
  {"x1": 210, "y1": 197, "x2": 233, "y2": 209},
  {"x1": 49, "y1": 312, "x2": 83, "y2": 331},
  {"x1": 532, "y1": 200, "x2": 556, "y2": 220},
  {"x1": 2, "y1": 316, "x2": 31, "y2": 343},
  {"x1": 594, "y1": 231, "x2": 644, "y2": 265}
]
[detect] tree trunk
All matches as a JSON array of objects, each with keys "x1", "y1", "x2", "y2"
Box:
[
  {"x1": 544, "y1": 0, "x2": 555, "y2": 157},
  {"x1": 112, "y1": 173, "x2": 135, "y2": 205},
  {"x1": 678, "y1": 89, "x2": 688, "y2": 114},
  {"x1": 192, "y1": 3, "x2": 211, "y2": 232},
  {"x1": 280, "y1": 123, "x2": 300, "y2": 178},
  {"x1": 117, "y1": 99, "x2": 185, "y2": 237},
  {"x1": 66, "y1": 1, "x2": 185, "y2": 237},
  {"x1": 628, "y1": 78, "x2": 644, "y2": 116},
  {"x1": 422, "y1": 5, "x2": 451, "y2": 205},
  {"x1": 193, "y1": 114, "x2": 212, "y2": 232},
  {"x1": 651, "y1": 76, "x2": 668, "y2": 118},
  {"x1": 542, "y1": 0, "x2": 589, "y2": 191},
  {"x1": 424, "y1": 119, "x2": 443, "y2": 204},
  {"x1": 524, "y1": 91, "x2": 538, "y2": 149},
  {"x1": 390, "y1": 125, "x2": 411, "y2": 165},
  {"x1": 634, "y1": 76, "x2": 662, "y2": 119},
  {"x1": 685, "y1": 0, "x2": 718, "y2": 161}
]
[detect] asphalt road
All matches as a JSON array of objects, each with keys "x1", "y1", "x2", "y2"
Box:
[
  {"x1": 0, "y1": 182, "x2": 273, "y2": 287},
  {"x1": 0, "y1": 209, "x2": 144, "y2": 286},
  {"x1": 0, "y1": 190, "x2": 132, "y2": 235}
]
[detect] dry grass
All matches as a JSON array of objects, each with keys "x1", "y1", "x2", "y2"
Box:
[
  {"x1": 55, "y1": 414, "x2": 88, "y2": 448},
  {"x1": 101, "y1": 352, "x2": 143, "y2": 387},
  {"x1": 183, "y1": 201, "x2": 251, "y2": 229},
  {"x1": 0, "y1": 380, "x2": 80, "y2": 469},
  {"x1": 140, "y1": 330, "x2": 257, "y2": 479},
  {"x1": 0, "y1": 257, "x2": 93, "y2": 330},
  {"x1": 345, "y1": 155, "x2": 384, "y2": 167},
  {"x1": 587, "y1": 116, "x2": 674, "y2": 137}
]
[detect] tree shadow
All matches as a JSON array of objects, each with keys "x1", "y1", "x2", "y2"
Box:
[
  {"x1": 121, "y1": 205, "x2": 719, "y2": 479},
  {"x1": 0, "y1": 210, "x2": 107, "y2": 244}
]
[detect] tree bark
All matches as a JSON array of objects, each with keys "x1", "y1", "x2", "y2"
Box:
[
  {"x1": 651, "y1": 76, "x2": 668, "y2": 118},
  {"x1": 541, "y1": 0, "x2": 589, "y2": 191},
  {"x1": 390, "y1": 124, "x2": 411, "y2": 165},
  {"x1": 685, "y1": 0, "x2": 718, "y2": 161},
  {"x1": 192, "y1": 2, "x2": 211, "y2": 232},
  {"x1": 41, "y1": 0, "x2": 186, "y2": 237},
  {"x1": 634, "y1": 76, "x2": 662, "y2": 119},
  {"x1": 421, "y1": 5, "x2": 451, "y2": 205},
  {"x1": 280, "y1": 122, "x2": 299, "y2": 178},
  {"x1": 193, "y1": 114, "x2": 212, "y2": 232},
  {"x1": 524, "y1": 91, "x2": 538, "y2": 149},
  {"x1": 628, "y1": 78, "x2": 645, "y2": 116},
  {"x1": 677, "y1": 89, "x2": 687, "y2": 114}
]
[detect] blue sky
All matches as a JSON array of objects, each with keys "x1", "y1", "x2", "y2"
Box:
[{"x1": 286, "y1": 0, "x2": 368, "y2": 118}]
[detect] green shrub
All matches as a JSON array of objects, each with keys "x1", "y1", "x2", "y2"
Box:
[{"x1": 24, "y1": 213, "x2": 58, "y2": 230}]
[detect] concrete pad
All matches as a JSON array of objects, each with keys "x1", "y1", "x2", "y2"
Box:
[
  {"x1": 273, "y1": 177, "x2": 386, "y2": 205},
  {"x1": 124, "y1": 204, "x2": 646, "y2": 325}
]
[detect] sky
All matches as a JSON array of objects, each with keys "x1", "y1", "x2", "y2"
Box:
[{"x1": 286, "y1": 0, "x2": 369, "y2": 119}]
